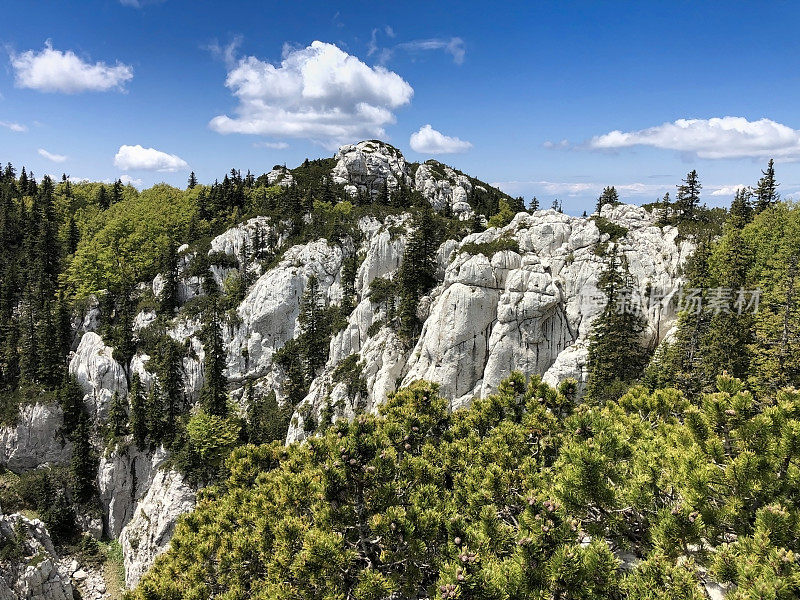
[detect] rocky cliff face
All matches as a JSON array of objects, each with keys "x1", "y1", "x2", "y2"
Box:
[
  {"x1": 0, "y1": 511, "x2": 74, "y2": 600},
  {"x1": 0, "y1": 404, "x2": 70, "y2": 473},
  {"x1": 119, "y1": 467, "x2": 195, "y2": 589},
  {"x1": 288, "y1": 203, "x2": 690, "y2": 437}
]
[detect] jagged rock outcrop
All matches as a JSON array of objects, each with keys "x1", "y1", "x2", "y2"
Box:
[
  {"x1": 97, "y1": 445, "x2": 167, "y2": 539},
  {"x1": 332, "y1": 141, "x2": 411, "y2": 198},
  {"x1": 0, "y1": 511, "x2": 74, "y2": 600},
  {"x1": 119, "y1": 468, "x2": 195, "y2": 589},
  {"x1": 0, "y1": 404, "x2": 70, "y2": 473},
  {"x1": 290, "y1": 204, "x2": 692, "y2": 438},
  {"x1": 266, "y1": 165, "x2": 294, "y2": 187},
  {"x1": 413, "y1": 162, "x2": 475, "y2": 218},
  {"x1": 331, "y1": 141, "x2": 476, "y2": 218},
  {"x1": 69, "y1": 332, "x2": 127, "y2": 422},
  {"x1": 225, "y1": 239, "x2": 344, "y2": 389}
]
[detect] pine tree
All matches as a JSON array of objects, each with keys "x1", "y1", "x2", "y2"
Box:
[
  {"x1": 699, "y1": 199, "x2": 754, "y2": 383},
  {"x1": 729, "y1": 187, "x2": 753, "y2": 227},
  {"x1": 146, "y1": 383, "x2": 164, "y2": 444},
  {"x1": 200, "y1": 301, "x2": 228, "y2": 416},
  {"x1": 246, "y1": 387, "x2": 292, "y2": 444},
  {"x1": 754, "y1": 159, "x2": 779, "y2": 214},
  {"x1": 529, "y1": 196, "x2": 540, "y2": 212},
  {"x1": 656, "y1": 192, "x2": 673, "y2": 225},
  {"x1": 585, "y1": 246, "x2": 648, "y2": 402},
  {"x1": 675, "y1": 170, "x2": 702, "y2": 221},
  {"x1": 159, "y1": 240, "x2": 179, "y2": 314},
  {"x1": 188, "y1": 171, "x2": 198, "y2": 189},
  {"x1": 378, "y1": 180, "x2": 390, "y2": 205},
  {"x1": 398, "y1": 207, "x2": 442, "y2": 341},
  {"x1": 107, "y1": 390, "x2": 129, "y2": 439},
  {"x1": 97, "y1": 184, "x2": 110, "y2": 210},
  {"x1": 70, "y1": 411, "x2": 95, "y2": 503},
  {"x1": 67, "y1": 216, "x2": 79, "y2": 254},
  {"x1": 154, "y1": 335, "x2": 183, "y2": 438},
  {"x1": 112, "y1": 179, "x2": 124, "y2": 205},
  {"x1": 595, "y1": 186, "x2": 620, "y2": 213},
  {"x1": 129, "y1": 373, "x2": 147, "y2": 450},
  {"x1": 299, "y1": 274, "x2": 328, "y2": 378}
]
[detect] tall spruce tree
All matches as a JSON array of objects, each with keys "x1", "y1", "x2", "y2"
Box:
[
  {"x1": 398, "y1": 206, "x2": 442, "y2": 341},
  {"x1": 299, "y1": 274, "x2": 328, "y2": 379},
  {"x1": 585, "y1": 246, "x2": 648, "y2": 403},
  {"x1": 675, "y1": 170, "x2": 702, "y2": 221},
  {"x1": 200, "y1": 300, "x2": 228, "y2": 416},
  {"x1": 595, "y1": 186, "x2": 620, "y2": 213},
  {"x1": 754, "y1": 159, "x2": 779, "y2": 214},
  {"x1": 129, "y1": 373, "x2": 147, "y2": 450}
]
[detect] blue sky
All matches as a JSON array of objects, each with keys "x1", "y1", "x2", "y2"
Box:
[{"x1": 2, "y1": 0, "x2": 800, "y2": 213}]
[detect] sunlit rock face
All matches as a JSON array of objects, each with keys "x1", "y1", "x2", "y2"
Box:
[{"x1": 288, "y1": 203, "x2": 691, "y2": 441}]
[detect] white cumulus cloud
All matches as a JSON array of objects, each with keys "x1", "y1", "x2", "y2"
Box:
[
  {"x1": 114, "y1": 145, "x2": 188, "y2": 172},
  {"x1": 38, "y1": 148, "x2": 67, "y2": 163},
  {"x1": 0, "y1": 121, "x2": 27, "y2": 132},
  {"x1": 588, "y1": 116, "x2": 800, "y2": 161},
  {"x1": 710, "y1": 184, "x2": 748, "y2": 197},
  {"x1": 10, "y1": 41, "x2": 133, "y2": 93},
  {"x1": 209, "y1": 41, "x2": 413, "y2": 148},
  {"x1": 409, "y1": 124, "x2": 472, "y2": 154}
]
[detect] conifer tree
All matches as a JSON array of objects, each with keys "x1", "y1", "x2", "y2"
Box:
[
  {"x1": 299, "y1": 274, "x2": 328, "y2": 378},
  {"x1": 70, "y1": 411, "x2": 95, "y2": 503},
  {"x1": 112, "y1": 179, "x2": 124, "y2": 205},
  {"x1": 595, "y1": 186, "x2": 620, "y2": 213},
  {"x1": 729, "y1": 187, "x2": 753, "y2": 227},
  {"x1": 107, "y1": 390, "x2": 129, "y2": 439},
  {"x1": 188, "y1": 171, "x2": 198, "y2": 189},
  {"x1": 675, "y1": 170, "x2": 702, "y2": 221},
  {"x1": 159, "y1": 240, "x2": 179, "y2": 314},
  {"x1": 200, "y1": 300, "x2": 228, "y2": 416},
  {"x1": 754, "y1": 159, "x2": 779, "y2": 214},
  {"x1": 398, "y1": 206, "x2": 442, "y2": 341},
  {"x1": 129, "y1": 373, "x2": 147, "y2": 450},
  {"x1": 146, "y1": 383, "x2": 164, "y2": 444},
  {"x1": 585, "y1": 246, "x2": 648, "y2": 402},
  {"x1": 246, "y1": 387, "x2": 292, "y2": 444},
  {"x1": 529, "y1": 196, "x2": 540, "y2": 212},
  {"x1": 97, "y1": 184, "x2": 110, "y2": 210}
]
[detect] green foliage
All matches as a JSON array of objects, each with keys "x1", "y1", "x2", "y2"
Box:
[
  {"x1": 129, "y1": 371, "x2": 800, "y2": 599},
  {"x1": 459, "y1": 234, "x2": 520, "y2": 259},
  {"x1": 66, "y1": 184, "x2": 200, "y2": 296},
  {"x1": 585, "y1": 248, "x2": 649, "y2": 403},
  {"x1": 592, "y1": 216, "x2": 629, "y2": 242},
  {"x1": 173, "y1": 410, "x2": 242, "y2": 486},
  {"x1": 486, "y1": 199, "x2": 516, "y2": 229},
  {"x1": 245, "y1": 387, "x2": 292, "y2": 445}
]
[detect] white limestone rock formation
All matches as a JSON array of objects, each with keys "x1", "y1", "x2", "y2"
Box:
[
  {"x1": 266, "y1": 166, "x2": 294, "y2": 187},
  {"x1": 69, "y1": 332, "x2": 128, "y2": 422},
  {"x1": 413, "y1": 161, "x2": 475, "y2": 218},
  {"x1": 97, "y1": 445, "x2": 167, "y2": 538},
  {"x1": 289, "y1": 204, "x2": 692, "y2": 439},
  {"x1": 0, "y1": 404, "x2": 70, "y2": 473},
  {"x1": 119, "y1": 467, "x2": 196, "y2": 589},
  {"x1": 0, "y1": 511, "x2": 74, "y2": 600},
  {"x1": 332, "y1": 141, "x2": 411, "y2": 199},
  {"x1": 225, "y1": 239, "x2": 344, "y2": 388}
]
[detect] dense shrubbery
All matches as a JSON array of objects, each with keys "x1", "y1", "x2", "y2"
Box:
[{"x1": 131, "y1": 372, "x2": 800, "y2": 599}]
